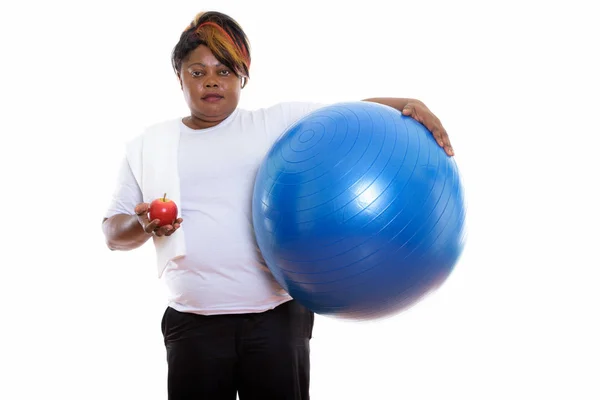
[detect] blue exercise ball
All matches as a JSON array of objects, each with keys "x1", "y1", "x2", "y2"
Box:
[{"x1": 252, "y1": 101, "x2": 466, "y2": 320}]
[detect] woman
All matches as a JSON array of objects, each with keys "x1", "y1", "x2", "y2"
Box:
[{"x1": 102, "y1": 10, "x2": 453, "y2": 400}]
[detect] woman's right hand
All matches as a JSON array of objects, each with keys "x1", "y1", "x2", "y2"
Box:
[{"x1": 134, "y1": 203, "x2": 183, "y2": 237}]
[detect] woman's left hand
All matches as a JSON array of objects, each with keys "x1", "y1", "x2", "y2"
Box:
[{"x1": 402, "y1": 101, "x2": 454, "y2": 156}]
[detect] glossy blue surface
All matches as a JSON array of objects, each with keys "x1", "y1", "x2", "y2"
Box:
[{"x1": 252, "y1": 101, "x2": 466, "y2": 320}]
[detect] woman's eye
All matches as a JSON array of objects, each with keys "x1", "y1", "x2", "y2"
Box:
[
  {"x1": 219, "y1": 70, "x2": 231, "y2": 76},
  {"x1": 191, "y1": 71, "x2": 203, "y2": 77}
]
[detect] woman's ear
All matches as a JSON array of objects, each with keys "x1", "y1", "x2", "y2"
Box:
[{"x1": 177, "y1": 73, "x2": 183, "y2": 90}]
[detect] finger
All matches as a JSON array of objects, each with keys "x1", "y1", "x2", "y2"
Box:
[
  {"x1": 144, "y1": 219, "x2": 161, "y2": 234},
  {"x1": 442, "y1": 136, "x2": 454, "y2": 156},
  {"x1": 403, "y1": 105, "x2": 424, "y2": 124},
  {"x1": 171, "y1": 219, "x2": 183, "y2": 230},
  {"x1": 157, "y1": 224, "x2": 175, "y2": 237},
  {"x1": 430, "y1": 127, "x2": 446, "y2": 148},
  {"x1": 166, "y1": 222, "x2": 181, "y2": 235},
  {"x1": 437, "y1": 128, "x2": 454, "y2": 156},
  {"x1": 402, "y1": 105, "x2": 421, "y2": 121},
  {"x1": 437, "y1": 125, "x2": 450, "y2": 146},
  {"x1": 134, "y1": 203, "x2": 150, "y2": 216}
]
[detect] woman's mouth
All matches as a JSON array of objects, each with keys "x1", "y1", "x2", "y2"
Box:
[{"x1": 202, "y1": 94, "x2": 224, "y2": 102}]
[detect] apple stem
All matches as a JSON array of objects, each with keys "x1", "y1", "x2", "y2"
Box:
[{"x1": 163, "y1": 193, "x2": 167, "y2": 201}]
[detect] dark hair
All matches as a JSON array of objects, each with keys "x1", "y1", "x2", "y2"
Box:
[{"x1": 171, "y1": 11, "x2": 251, "y2": 81}]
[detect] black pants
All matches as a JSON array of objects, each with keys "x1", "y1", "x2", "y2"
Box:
[{"x1": 161, "y1": 300, "x2": 314, "y2": 400}]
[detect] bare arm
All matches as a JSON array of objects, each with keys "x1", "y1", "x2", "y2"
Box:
[
  {"x1": 362, "y1": 97, "x2": 423, "y2": 110},
  {"x1": 102, "y1": 214, "x2": 151, "y2": 251},
  {"x1": 102, "y1": 201, "x2": 183, "y2": 251},
  {"x1": 362, "y1": 97, "x2": 453, "y2": 156}
]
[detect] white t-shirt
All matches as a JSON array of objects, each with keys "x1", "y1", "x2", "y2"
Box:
[{"x1": 105, "y1": 102, "x2": 326, "y2": 315}]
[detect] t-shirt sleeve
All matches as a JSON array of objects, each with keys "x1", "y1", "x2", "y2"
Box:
[
  {"x1": 104, "y1": 155, "x2": 143, "y2": 219},
  {"x1": 263, "y1": 101, "x2": 329, "y2": 144}
]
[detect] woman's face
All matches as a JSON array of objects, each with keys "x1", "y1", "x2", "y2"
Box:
[{"x1": 179, "y1": 45, "x2": 243, "y2": 128}]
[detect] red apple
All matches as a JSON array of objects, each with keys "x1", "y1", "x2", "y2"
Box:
[{"x1": 149, "y1": 193, "x2": 178, "y2": 227}]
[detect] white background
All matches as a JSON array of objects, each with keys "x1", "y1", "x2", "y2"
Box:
[{"x1": 1, "y1": 0, "x2": 599, "y2": 399}]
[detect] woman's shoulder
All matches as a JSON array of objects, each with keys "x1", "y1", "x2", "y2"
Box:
[
  {"x1": 125, "y1": 118, "x2": 181, "y2": 148},
  {"x1": 238, "y1": 101, "x2": 328, "y2": 121}
]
